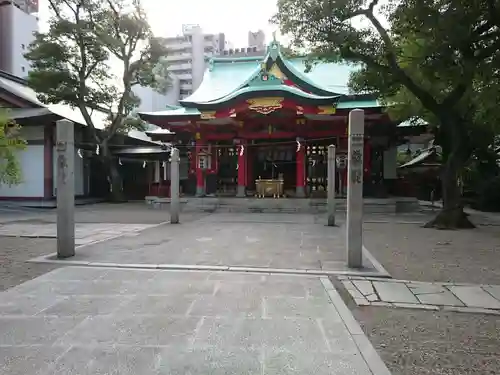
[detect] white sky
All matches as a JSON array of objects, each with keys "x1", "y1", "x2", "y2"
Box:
[{"x1": 38, "y1": 0, "x2": 280, "y2": 47}]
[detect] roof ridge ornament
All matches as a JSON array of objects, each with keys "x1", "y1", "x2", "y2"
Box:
[
  {"x1": 267, "y1": 37, "x2": 281, "y2": 60},
  {"x1": 247, "y1": 68, "x2": 283, "y2": 87},
  {"x1": 208, "y1": 58, "x2": 215, "y2": 71}
]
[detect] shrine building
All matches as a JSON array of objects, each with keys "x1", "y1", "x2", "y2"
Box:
[{"x1": 139, "y1": 41, "x2": 426, "y2": 198}]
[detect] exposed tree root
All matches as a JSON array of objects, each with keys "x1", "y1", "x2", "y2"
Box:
[{"x1": 424, "y1": 207, "x2": 475, "y2": 229}]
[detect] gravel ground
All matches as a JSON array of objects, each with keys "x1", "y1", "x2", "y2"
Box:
[
  {"x1": 363, "y1": 213, "x2": 500, "y2": 285},
  {"x1": 0, "y1": 237, "x2": 60, "y2": 292},
  {"x1": 340, "y1": 210, "x2": 500, "y2": 375},
  {"x1": 353, "y1": 306, "x2": 500, "y2": 375}
]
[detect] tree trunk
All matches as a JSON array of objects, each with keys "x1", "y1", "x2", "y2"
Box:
[
  {"x1": 424, "y1": 120, "x2": 474, "y2": 229},
  {"x1": 101, "y1": 142, "x2": 126, "y2": 202}
]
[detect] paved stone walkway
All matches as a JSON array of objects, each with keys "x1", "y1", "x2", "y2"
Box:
[
  {"x1": 0, "y1": 222, "x2": 158, "y2": 246},
  {"x1": 28, "y1": 213, "x2": 387, "y2": 277},
  {"x1": 340, "y1": 276, "x2": 500, "y2": 315},
  {"x1": 0, "y1": 266, "x2": 390, "y2": 375}
]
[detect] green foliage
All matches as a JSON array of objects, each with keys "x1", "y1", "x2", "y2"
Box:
[
  {"x1": 0, "y1": 111, "x2": 27, "y2": 186},
  {"x1": 24, "y1": 0, "x2": 170, "y2": 142},
  {"x1": 273, "y1": 0, "x2": 500, "y2": 119},
  {"x1": 274, "y1": 0, "x2": 500, "y2": 225}
]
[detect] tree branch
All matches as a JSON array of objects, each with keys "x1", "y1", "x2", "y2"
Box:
[{"x1": 347, "y1": 2, "x2": 442, "y2": 113}]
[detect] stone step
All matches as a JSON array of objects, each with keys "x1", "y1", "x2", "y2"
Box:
[{"x1": 183, "y1": 199, "x2": 400, "y2": 214}]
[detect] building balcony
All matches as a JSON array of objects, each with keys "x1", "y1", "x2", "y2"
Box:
[
  {"x1": 164, "y1": 53, "x2": 192, "y2": 62},
  {"x1": 175, "y1": 73, "x2": 193, "y2": 80},
  {"x1": 168, "y1": 63, "x2": 193, "y2": 71}
]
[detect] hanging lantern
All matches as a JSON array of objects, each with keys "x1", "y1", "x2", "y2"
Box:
[
  {"x1": 96, "y1": 145, "x2": 100, "y2": 155},
  {"x1": 239, "y1": 145, "x2": 245, "y2": 156},
  {"x1": 118, "y1": 158, "x2": 122, "y2": 165},
  {"x1": 142, "y1": 161, "x2": 146, "y2": 168},
  {"x1": 77, "y1": 149, "x2": 83, "y2": 158}
]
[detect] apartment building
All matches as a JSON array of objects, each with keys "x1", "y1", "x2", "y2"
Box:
[
  {"x1": 161, "y1": 25, "x2": 226, "y2": 99},
  {"x1": 0, "y1": 0, "x2": 39, "y2": 77},
  {"x1": 133, "y1": 75, "x2": 180, "y2": 112},
  {"x1": 248, "y1": 30, "x2": 265, "y2": 50},
  {"x1": 220, "y1": 30, "x2": 266, "y2": 58}
]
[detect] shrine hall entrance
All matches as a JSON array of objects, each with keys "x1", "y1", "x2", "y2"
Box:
[
  {"x1": 251, "y1": 142, "x2": 297, "y2": 194},
  {"x1": 213, "y1": 139, "x2": 341, "y2": 197}
]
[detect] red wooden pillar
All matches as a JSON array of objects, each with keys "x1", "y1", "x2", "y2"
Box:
[
  {"x1": 43, "y1": 124, "x2": 54, "y2": 199},
  {"x1": 296, "y1": 139, "x2": 306, "y2": 197},
  {"x1": 246, "y1": 145, "x2": 254, "y2": 190},
  {"x1": 237, "y1": 141, "x2": 247, "y2": 197},
  {"x1": 195, "y1": 139, "x2": 205, "y2": 196}
]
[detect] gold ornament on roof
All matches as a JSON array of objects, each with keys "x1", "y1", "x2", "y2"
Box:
[
  {"x1": 246, "y1": 97, "x2": 284, "y2": 115},
  {"x1": 317, "y1": 106, "x2": 336, "y2": 115},
  {"x1": 200, "y1": 111, "x2": 217, "y2": 120}
]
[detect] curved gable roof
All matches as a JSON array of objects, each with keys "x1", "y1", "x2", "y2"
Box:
[{"x1": 180, "y1": 41, "x2": 359, "y2": 106}]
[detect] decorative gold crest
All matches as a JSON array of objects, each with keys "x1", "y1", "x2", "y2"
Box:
[
  {"x1": 246, "y1": 97, "x2": 284, "y2": 115},
  {"x1": 200, "y1": 111, "x2": 216, "y2": 120},
  {"x1": 317, "y1": 105, "x2": 336, "y2": 115}
]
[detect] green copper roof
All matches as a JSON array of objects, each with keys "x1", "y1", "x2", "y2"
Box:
[
  {"x1": 183, "y1": 60, "x2": 261, "y2": 104},
  {"x1": 286, "y1": 58, "x2": 359, "y2": 95},
  {"x1": 337, "y1": 99, "x2": 383, "y2": 109},
  {"x1": 181, "y1": 41, "x2": 359, "y2": 106},
  {"x1": 140, "y1": 107, "x2": 201, "y2": 118},
  {"x1": 137, "y1": 41, "x2": 383, "y2": 121},
  {"x1": 199, "y1": 85, "x2": 340, "y2": 106}
]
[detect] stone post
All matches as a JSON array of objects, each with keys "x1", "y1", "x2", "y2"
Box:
[
  {"x1": 296, "y1": 138, "x2": 306, "y2": 197},
  {"x1": 56, "y1": 119, "x2": 75, "y2": 258},
  {"x1": 327, "y1": 145, "x2": 336, "y2": 226},
  {"x1": 346, "y1": 109, "x2": 364, "y2": 268},
  {"x1": 195, "y1": 140, "x2": 205, "y2": 196},
  {"x1": 170, "y1": 148, "x2": 180, "y2": 224},
  {"x1": 236, "y1": 142, "x2": 246, "y2": 197}
]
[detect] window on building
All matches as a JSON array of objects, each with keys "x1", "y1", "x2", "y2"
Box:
[
  {"x1": 21, "y1": 66, "x2": 25, "y2": 72},
  {"x1": 21, "y1": 44, "x2": 25, "y2": 49}
]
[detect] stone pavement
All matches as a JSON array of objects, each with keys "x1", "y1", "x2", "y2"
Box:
[
  {"x1": 340, "y1": 276, "x2": 500, "y2": 315},
  {"x1": 0, "y1": 266, "x2": 391, "y2": 375},
  {"x1": 0, "y1": 222, "x2": 159, "y2": 246},
  {"x1": 28, "y1": 213, "x2": 387, "y2": 277}
]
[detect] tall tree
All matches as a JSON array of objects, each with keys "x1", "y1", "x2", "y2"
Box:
[
  {"x1": 274, "y1": 0, "x2": 500, "y2": 228},
  {"x1": 24, "y1": 0, "x2": 169, "y2": 200},
  {"x1": 0, "y1": 111, "x2": 27, "y2": 186}
]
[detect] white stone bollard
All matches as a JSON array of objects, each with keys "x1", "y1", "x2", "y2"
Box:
[
  {"x1": 56, "y1": 119, "x2": 75, "y2": 258},
  {"x1": 327, "y1": 145, "x2": 336, "y2": 226},
  {"x1": 346, "y1": 109, "x2": 364, "y2": 268},
  {"x1": 170, "y1": 148, "x2": 180, "y2": 224}
]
